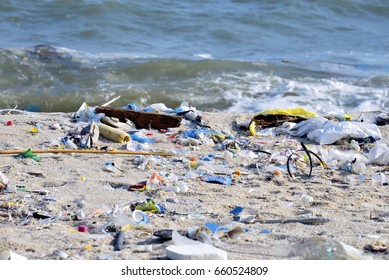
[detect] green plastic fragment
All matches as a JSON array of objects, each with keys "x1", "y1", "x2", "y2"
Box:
[{"x1": 18, "y1": 149, "x2": 42, "y2": 162}]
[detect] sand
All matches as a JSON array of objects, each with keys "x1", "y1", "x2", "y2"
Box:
[{"x1": 1, "y1": 108, "x2": 389, "y2": 260}]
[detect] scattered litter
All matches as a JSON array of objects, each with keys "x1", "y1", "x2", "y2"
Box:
[{"x1": 1, "y1": 101, "x2": 389, "y2": 261}]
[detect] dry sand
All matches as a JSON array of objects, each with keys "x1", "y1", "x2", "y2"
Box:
[{"x1": 1, "y1": 109, "x2": 389, "y2": 260}]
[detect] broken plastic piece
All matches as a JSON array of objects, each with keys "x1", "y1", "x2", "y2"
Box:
[
  {"x1": 229, "y1": 206, "x2": 244, "y2": 216},
  {"x1": 202, "y1": 175, "x2": 232, "y2": 186},
  {"x1": 17, "y1": 149, "x2": 42, "y2": 162}
]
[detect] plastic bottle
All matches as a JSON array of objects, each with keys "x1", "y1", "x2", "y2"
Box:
[
  {"x1": 104, "y1": 162, "x2": 119, "y2": 173},
  {"x1": 372, "y1": 173, "x2": 387, "y2": 185},
  {"x1": 61, "y1": 137, "x2": 78, "y2": 149},
  {"x1": 352, "y1": 161, "x2": 366, "y2": 175}
]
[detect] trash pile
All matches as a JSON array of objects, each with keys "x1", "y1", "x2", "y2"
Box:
[{"x1": 1, "y1": 101, "x2": 389, "y2": 260}]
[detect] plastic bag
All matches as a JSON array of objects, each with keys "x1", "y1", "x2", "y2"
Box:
[
  {"x1": 290, "y1": 117, "x2": 381, "y2": 145},
  {"x1": 249, "y1": 107, "x2": 317, "y2": 136},
  {"x1": 256, "y1": 108, "x2": 317, "y2": 119},
  {"x1": 368, "y1": 143, "x2": 389, "y2": 165}
]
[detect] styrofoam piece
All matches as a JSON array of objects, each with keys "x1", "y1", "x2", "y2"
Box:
[
  {"x1": 0, "y1": 249, "x2": 28, "y2": 260},
  {"x1": 166, "y1": 244, "x2": 227, "y2": 260}
]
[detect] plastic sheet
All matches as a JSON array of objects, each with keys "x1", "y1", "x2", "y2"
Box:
[{"x1": 290, "y1": 117, "x2": 381, "y2": 145}]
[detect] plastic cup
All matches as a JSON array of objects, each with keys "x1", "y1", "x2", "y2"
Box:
[{"x1": 132, "y1": 210, "x2": 148, "y2": 224}]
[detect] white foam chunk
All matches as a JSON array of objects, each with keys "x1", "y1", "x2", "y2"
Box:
[{"x1": 166, "y1": 244, "x2": 227, "y2": 260}]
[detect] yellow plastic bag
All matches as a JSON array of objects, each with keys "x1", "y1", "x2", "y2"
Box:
[
  {"x1": 249, "y1": 107, "x2": 317, "y2": 136},
  {"x1": 256, "y1": 108, "x2": 317, "y2": 119}
]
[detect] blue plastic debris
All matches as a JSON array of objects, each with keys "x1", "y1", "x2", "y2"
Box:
[
  {"x1": 181, "y1": 128, "x2": 219, "y2": 139},
  {"x1": 130, "y1": 133, "x2": 155, "y2": 143},
  {"x1": 143, "y1": 107, "x2": 154, "y2": 112},
  {"x1": 205, "y1": 222, "x2": 231, "y2": 235},
  {"x1": 202, "y1": 175, "x2": 232, "y2": 186},
  {"x1": 124, "y1": 103, "x2": 141, "y2": 111},
  {"x1": 156, "y1": 204, "x2": 167, "y2": 214},
  {"x1": 229, "y1": 206, "x2": 244, "y2": 216},
  {"x1": 205, "y1": 222, "x2": 220, "y2": 234}
]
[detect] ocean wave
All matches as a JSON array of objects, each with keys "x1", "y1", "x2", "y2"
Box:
[{"x1": 0, "y1": 45, "x2": 388, "y2": 114}]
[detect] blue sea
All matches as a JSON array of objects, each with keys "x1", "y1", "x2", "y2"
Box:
[{"x1": 0, "y1": 0, "x2": 388, "y2": 114}]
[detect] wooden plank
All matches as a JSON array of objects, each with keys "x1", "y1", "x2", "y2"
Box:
[{"x1": 95, "y1": 106, "x2": 182, "y2": 129}]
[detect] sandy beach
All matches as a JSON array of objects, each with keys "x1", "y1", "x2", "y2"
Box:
[{"x1": 1, "y1": 107, "x2": 389, "y2": 260}]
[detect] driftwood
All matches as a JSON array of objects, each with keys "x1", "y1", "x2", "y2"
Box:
[
  {"x1": 95, "y1": 106, "x2": 182, "y2": 129},
  {"x1": 242, "y1": 217, "x2": 330, "y2": 225}
]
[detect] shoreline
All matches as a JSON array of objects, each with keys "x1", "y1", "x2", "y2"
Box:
[{"x1": 1, "y1": 108, "x2": 389, "y2": 260}]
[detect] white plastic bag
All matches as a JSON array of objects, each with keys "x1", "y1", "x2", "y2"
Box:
[
  {"x1": 368, "y1": 143, "x2": 389, "y2": 165},
  {"x1": 290, "y1": 117, "x2": 381, "y2": 145}
]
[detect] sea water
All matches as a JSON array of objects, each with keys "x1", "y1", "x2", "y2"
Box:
[{"x1": 0, "y1": 0, "x2": 388, "y2": 113}]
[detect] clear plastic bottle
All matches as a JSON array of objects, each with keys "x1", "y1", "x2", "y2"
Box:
[{"x1": 372, "y1": 173, "x2": 387, "y2": 185}]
